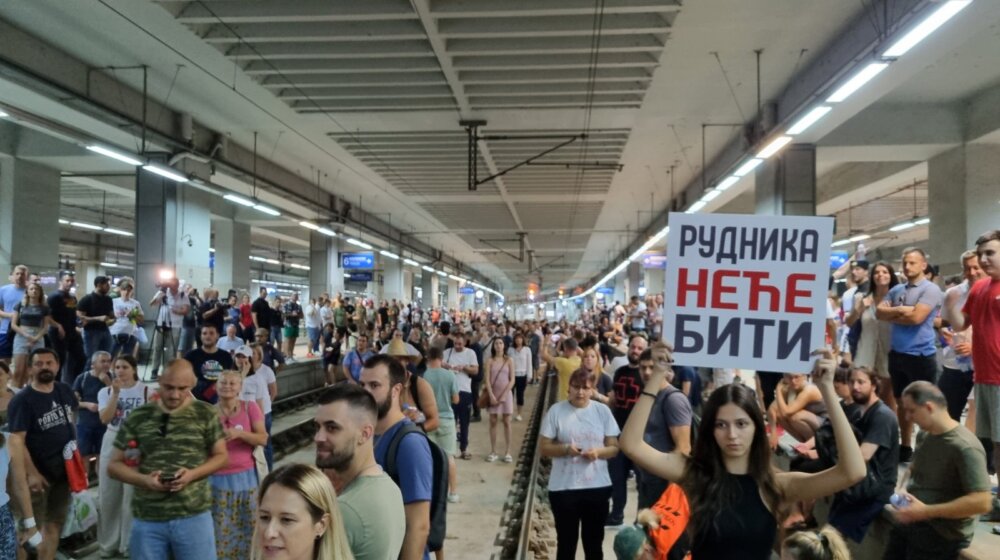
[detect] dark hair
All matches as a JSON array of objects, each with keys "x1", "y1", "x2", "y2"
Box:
[
  {"x1": 562, "y1": 337, "x2": 578, "y2": 351},
  {"x1": 866, "y1": 261, "x2": 900, "y2": 295},
  {"x1": 426, "y1": 347, "x2": 443, "y2": 361},
  {"x1": 849, "y1": 366, "x2": 879, "y2": 392},
  {"x1": 363, "y1": 353, "x2": 407, "y2": 389},
  {"x1": 490, "y1": 336, "x2": 506, "y2": 358},
  {"x1": 201, "y1": 323, "x2": 219, "y2": 334},
  {"x1": 628, "y1": 332, "x2": 648, "y2": 345},
  {"x1": 439, "y1": 322, "x2": 451, "y2": 336},
  {"x1": 682, "y1": 383, "x2": 782, "y2": 538},
  {"x1": 317, "y1": 383, "x2": 378, "y2": 420},
  {"x1": 29, "y1": 347, "x2": 61, "y2": 366},
  {"x1": 114, "y1": 354, "x2": 139, "y2": 374},
  {"x1": 975, "y1": 229, "x2": 1000, "y2": 247},
  {"x1": 568, "y1": 367, "x2": 594, "y2": 389}
]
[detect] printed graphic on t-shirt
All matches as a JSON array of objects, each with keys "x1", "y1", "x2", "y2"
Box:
[{"x1": 201, "y1": 360, "x2": 225, "y2": 382}]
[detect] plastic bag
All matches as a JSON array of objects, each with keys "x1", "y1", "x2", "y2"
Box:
[{"x1": 61, "y1": 491, "x2": 99, "y2": 537}]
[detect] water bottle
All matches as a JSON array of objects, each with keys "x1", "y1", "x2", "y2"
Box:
[
  {"x1": 124, "y1": 440, "x2": 142, "y2": 468},
  {"x1": 890, "y1": 493, "x2": 911, "y2": 508}
]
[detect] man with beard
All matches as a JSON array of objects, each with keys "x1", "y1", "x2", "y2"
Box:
[
  {"x1": 47, "y1": 271, "x2": 86, "y2": 384},
  {"x1": 77, "y1": 275, "x2": 115, "y2": 360},
  {"x1": 314, "y1": 383, "x2": 405, "y2": 560},
  {"x1": 827, "y1": 366, "x2": 900, "y2": 545},
  {"x1": 184, "y1": 323, "x2": 234, "y2": 403},
  {"x1": 6, "y1": 348, "x2": 78, "y2": 560},
  {"x1": 605, "y1": 333, "x2": 648, "y2": 526},
  {"x1": 359, "y1": 354, "x2": 433, "y2": 560}
]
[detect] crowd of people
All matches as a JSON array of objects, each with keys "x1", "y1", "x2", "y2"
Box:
[{"x1": 0, "y1": 228, "x2": 997, "y2": 560}]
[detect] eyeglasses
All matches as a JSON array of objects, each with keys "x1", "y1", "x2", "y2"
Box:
[{"x1": 158, "y1": 413, "x2": 170, "y2": 437}]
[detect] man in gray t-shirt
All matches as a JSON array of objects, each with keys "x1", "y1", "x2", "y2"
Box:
[{"x1": 636, "y1": 350, "x2": 692, "y2": 509}]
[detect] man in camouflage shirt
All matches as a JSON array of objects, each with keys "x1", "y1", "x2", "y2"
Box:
[{"x1": 107, "y1": 359, "x2": 228, "y2": 559}]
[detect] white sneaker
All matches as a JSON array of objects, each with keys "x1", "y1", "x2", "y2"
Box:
[
  {"x1": 447, "y1": 493, "x2": 460, "y2": 503},
  {"x1": 486, "y1": 453, "x2": 498, "y2": 462},
  {"x1": 503, "y1": 454, "x2": 513, "y2": 463},
  {"x1": 515, "y1": 414, "x2": 523, "y2": 422}
]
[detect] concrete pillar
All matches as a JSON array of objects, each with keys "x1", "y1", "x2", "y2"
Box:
[
  {"x1": 644, "y1": 267, "x2": 665, "y2": 297},
  {"x1": 381, "y1": 257, "x2": 404, "y2": 303},
  {"x1": 627, "y1": 262, "x2": 642, "y2": 299},
  {"x1": 612, "y1": 278, "x2": 626, "y2": 307},
  {"x1": 447, "y1": 279, "x2": 460, "y2": 309},
  {"x1": 309, "y1": 232, "x2": 344, "y2": 300},
  {"x1": 928, "y1": 143, "x2": 1000, "y2": 275},
  {"x1": 402, "y1": 267, "x2": 414, "y2": 303},
  {"x1": 0, "y1": 157, "x2": 61, "y2": 275},
  {"x1": 755, "y1": 144, "x2": 816, "y2": 216},
  {"x1": 420, "y1": 272, "x2": 438, "y2": 308},
  {"x1": 213, "y1": 219, "x2": 251, "y2": 296},
  {"x1": 136, "y1": 156, "x2": 212, "y2": 309}
]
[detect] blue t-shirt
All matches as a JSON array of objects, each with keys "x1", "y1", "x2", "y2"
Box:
[
  {"x1": 0, "y1": 284, "x2": 26, "y2": 334},
  {"x1": 675, "y1": 366, "x2": 702, "y2": 410},
  {"x1": 373, "y1": 419, "x2": 433, "y2": 560},
  {"x1": 73, "y1": 372, "x2": 109, "y2": 429},
  {"x1": 343, "y1": 349, "x2": 374, "y2": 382},
  {"x1": 0, "y1": 435, "x2": 10, "y2": 508},
  {"x1": 885, "y1": 279, "x2": 943, "y2": 356}
]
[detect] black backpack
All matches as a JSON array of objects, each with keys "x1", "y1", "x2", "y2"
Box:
[{"x1": 385, "y1": 422, "x2": 449, "y2": 552}]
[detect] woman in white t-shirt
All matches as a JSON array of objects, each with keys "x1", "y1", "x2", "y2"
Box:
[
  {"x1": 508, "y1": 333, "x2": 532, "y2": 421},
  {"x1": 96, "y1": 355, "x2": 151, "y2": 558},
  {"x1": 110, "y1": 278, "x2": 144, "y2": 359},
  {"x1": 247, "y1": 344, "x2": 278, "y2": 470},
  {"x1": 539, "y1": 367, "x2": 620, "y2": 560}
]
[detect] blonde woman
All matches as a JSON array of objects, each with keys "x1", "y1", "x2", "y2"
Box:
[
  {"x1": 213, "y1": 370, "x2": 268, "y2": 560},
  {"x1": 10, "y1": 282, "x2": 62, "y2": 387},
  {"x1": 251, "y1": 463, "x2": 354, "y2": 560}
]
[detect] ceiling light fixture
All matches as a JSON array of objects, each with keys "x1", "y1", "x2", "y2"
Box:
[
  {"x1": 346, "y1": 238, "x2": 373, "y2": 250},
  {"x1": 316, "y1": 227, "x2": 336, "y2": 237},
  {"x1": 786, "y1": 106, "x2": 833, "y2": 135},
  {"x1": 421, "y1": 265, "x2": 434, "y2": 272},
  {"x1": 380, "y1": 250, "x2": 400, "y2": 260},
  {"x1": 299, "y1": 221, "x2": 320, "y2": 231},
  {"x1": 882, "y1": 0, "x2": 972, "y2": 58},
  {"x1": 715, "y1": 176, "x2": 740, "y2": 191},
  {"x1": 99, "y1": 262, "x2": 130, "y2": 269},
  {"x1": 848, "y1": 234, "x2": 871, "y2": 242},
  {"x1": 86, "y1": 145, "x2": 143, "y2": 166},
  {"x1": 700, "y1": 189, "x2": 722, "y2": 203},
  {"x1": 102, "y1": 227, "x2": 134, "y2": 237},
  {"x1": 404, "y1": 259, "x2": 420, "y2": 267},
  {"x1": 831, "y1": 239, "x2": 853, "y2": 247},
  {"x1": 252, "y1": 204, "x2": 281, "y2": 217},
  {"x1": 685, "y1": 200, "x2": 707, "y2": 214},
  {"x1": 0, "y1": 110, "x2": 8, "y2": 118},
  {"x1": 58, "y1": 219, "x2": 70, "y2": 225},
  {"x1": 826, "y1": 62, "x2": 890, "y2": 103},
  {"x1": 289, "y1": 263, "x2": 311, "y2": 270},
  {"x1": 224, "y1": 194, "x2": 256, "y2": 207},
  {"x1": 142, "y1": 164, "x2": 189, "y2": 183},
  {"x1": 734, "y1": 158, "x2": 763, "y2": 177},
  {"x1": 436, "y1": 270, "x2": 448, "y2": 277},
  {"x1": 913, "y1": 217, "x2": 930, "y2": 225},
  {"x1": 757, "y1": 136, "x2": 793, "y2": 159},
  {"x1": 889, "y1": 221, "x2": 916, "y2": 232},
  {"x1": 70, "y1": 221, "x2": 104, "y2": 231}
]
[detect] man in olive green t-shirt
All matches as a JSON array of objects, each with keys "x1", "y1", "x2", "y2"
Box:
[
  {"x1": 108, "y1": 359, "x2": 228, "y2": 559},
  {"x1": 888, "y1": 381, "x2": 991, "y2": 558},
  {"x1": 315, "y1": 383, "x2": 406, "y2": 560}
]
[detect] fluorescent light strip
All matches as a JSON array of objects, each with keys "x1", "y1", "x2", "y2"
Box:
[
  {"x1": 0, "y1": 110, "x2": 8, "y2": 118},
  {"x1": 756, "y1": 136, "x2": 793, "y2": 159},
  {"x1": 913, "y1": 217, "x2": 930, "y2": 225},
  {"x1": 685, "y1": 200, "x2": 707, "y2": 214},
  {"x1": 99, "y1": 262, "x2": 131, "y2": 269},
  {"x1": 422, "y1": 265, "x2": 434, "y2": 272},
  {"x1": 700, "y1": 189, "x2": 722, "y2": 203},
  {"x1": 142, "y1": 164, "x2": 189, "y2": 183},
  {"x1": 883, "y1": 1, "x2": 972, "y2": 58},
  {"x1": 102, "y1": 228, "x2": 134, "y2": 237},
  {"x1": 787, "y1": 106, "x2": 832, "y2": 135},
  {"x1": 316, "y1": 228, "x2": 337, "y2": 237},
  {"x1": 346, "y1": 238, "x2": 373, "y2": 250},
  {"x1": 224, "y1": 194, "x2": 255, "y2": 207},
  {"x1": 86, "y1": 145, "x2": 143, "y2": 166},
  {"x1": 715, "y1": 176, "x2": 740, "y2": 191},
  {"x1": 404, "y1": 259, "x2": 420, "y2": 267},
  {"x1": 831, "y1": 239, "x2": 853, "y2": 247},
  {"x1": 379, "y1": 250, "x2": 400, "y2": 260},
  {"x1": 299, "y1": 221, "x2": 320, "y2": 231},
  {"x1": 70, "y1": 221, "x2": 104, "y2": 231},
  {"x1": 734, "y1": 158, "x2": 763, "y2": 177},
  {"x1": 848, "y1": 234, "x2": 871, "y2": 242},
  {"x1": 264, "y1": 258, "x2": 281, "y2": 265},
  {"x1": 826, "y1": 62, "x2": 890, "y2": 103},
  {"x1": 889, "y1": 221, "x2": 916, "y2": 232},
  {"x1": 289, "y1": 263, "x2": 311, "y2": 270},
  {"x1": 436, "y1": 270, "x2": 448, "y2": 277},
  {"x1": 58, "y1": 219, "x2": 70, "y2": 225},
  {"x1": 253, "y1": 204, "x2": 281, "y2": 217}
]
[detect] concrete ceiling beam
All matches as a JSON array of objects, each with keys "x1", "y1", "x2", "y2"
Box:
[
  {"x1": 451, "y1": 52, "x2": 659, "y2": 70},
  {"x1": 965, "y1": 84, "x2": 1000, "y2": 143},
  {"x1": 465, "y1": 81, "x2": 648, "y2": 95},
  {"x1": 291, "y1": 98, "x2": 456, "y2": 110},
  {"x1": 225, "y1": 40, "x2": 434, "y2": 60},
  {"x1": 201, "y1": 20, "x2": 426, "y2": 43},
  {"x1": 429, "y1": 0, "x2": 679, "y2": 18},
  {"x1": 436, "y1": 13, "x2": 675, "y2": 38},
  {"x1": 278, "y1": 85, "x2": 454, "y2": 100},
  {"x1": 819, "y1": 102, "x2": 963, "y2": 148},
  {"x1": 242, "y1": 58, "x2": 441, "y2": 74},
  {"x1": 445, "y1": 34, "x2": 667, "y2": 56},
  {"x1": 172, "y1": 0, "x2": 416, "y2": 24},
  {"x1": 459, "y1": 67, "x2": 653, "y2": 83},
  {"x1": 261, "y1": 73, "x2": 446, "y2": 88}
]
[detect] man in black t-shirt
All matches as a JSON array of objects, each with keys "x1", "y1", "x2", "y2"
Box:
[
  {"x1": 607, "y1": 334, "x2": 648, "y2": 526},
  {"x1": 48, "y1": 271, "x2": 86, "y2": 384},
  {"x1": 197, "y1": 288, "x2": 227, "y2": 335},
  {"x1": 183, "y1": 323, "x2": 234, "y2": 404},
  {"x1": 251, "y1": 288, "x2": 271, "y2": 332},
  {"x1": 828, "y1": 366, "x2": 900, "y2": 543},
  {"x1": 76, "y1": 276, "x2": 113, "y2": 362},
  {"x1": 7, "y1": 348, "x2": 78, "y2": 558}
]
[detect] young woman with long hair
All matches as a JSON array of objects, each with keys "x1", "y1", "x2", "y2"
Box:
[
  {"x1": 485, "y1": 336, "x2": 516, "y2": 463},
  {"x1": 251, "y1": 463, "x2": 354, "y2": 560},
  {"x1": 10, "y1": 283, "x2": 60, "y2": 387},
  {"x1": 509, "y1": 333, "x2": 532, "y2": 420},
  {"x1": 620, "y1": 344, "x2": 865, "y2": 560},
  {"x1": 846, "y1": 261, "x2": 899, "y2": 411}
]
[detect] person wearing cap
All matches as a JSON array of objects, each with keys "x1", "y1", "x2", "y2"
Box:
[
  {"x1": 384, "y1": 335, "x2": 439, "y2": 433},
  {"x1": 77, "y1": 275, "x2": 114, "y2": 362}
]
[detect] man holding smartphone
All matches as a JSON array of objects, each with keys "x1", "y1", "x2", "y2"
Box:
[{"x1": 107, "y1": 359, "x2": 228, "y2": 559}]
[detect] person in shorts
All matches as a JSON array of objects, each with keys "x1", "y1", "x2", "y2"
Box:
[{"x1": 422, "y1": 347, "x2": 460, "y2": 502}]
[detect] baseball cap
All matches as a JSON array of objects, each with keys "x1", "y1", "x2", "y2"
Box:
[
  {"x1": 850, "y1": 259, "x2": 869, "y2": 270},
  {"x1": 234, "y1": 345, "x2": 252, "y2": 358}
]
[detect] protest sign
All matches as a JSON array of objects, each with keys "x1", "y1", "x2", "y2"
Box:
[{"x1": 662, "y1": 212, "x2": 833, "y2": 373}]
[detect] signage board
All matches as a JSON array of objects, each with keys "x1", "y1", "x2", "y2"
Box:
[
  {"x1": 829, "y1": 250, "x2": 849, "y2": 270},
  {"x1": 596, "y1": 286, "x2": 614, "y2": 295},
  {"x1": 642, "y1": 253, "x2": 667, "y2": 269},
  {"x1": 341, "y1": 252, "x2": 375, "y2": 270},
  {"x1": 459, "y1": 286, "x2": 476, "y2": 295},
  {"x1": 663, "y1": 212, "x2": 833, "y2": 373},
  {"x1": 345, "y1": 271, "x2": 373, "y2": 282}
]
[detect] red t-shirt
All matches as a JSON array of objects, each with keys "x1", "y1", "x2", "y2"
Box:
[{"x1": 964, "y1": 277, "x2": 1000, "y2": 385}]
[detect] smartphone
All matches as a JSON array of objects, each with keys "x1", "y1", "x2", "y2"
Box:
[{"x1": 159, "y1": 474, "x2": 178, "y2": 485}]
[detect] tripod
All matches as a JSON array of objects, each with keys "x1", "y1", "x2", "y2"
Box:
[{"x1": 143, "y1": 298, "x2": 180, "y2": 382}]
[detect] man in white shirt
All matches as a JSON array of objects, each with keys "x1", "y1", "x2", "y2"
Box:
[
  {"x1": 443, "y1": 333, "x2": 479, "y2": 460},
  {"x1": 304, "y1": 297, "x2": 322, "y2": 358},
  {"x1": 217, "y1": 324, "x2": 245, "y2": 355}
]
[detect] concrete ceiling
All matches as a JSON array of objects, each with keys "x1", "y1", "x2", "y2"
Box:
[{"x1": 2, "y1": 0, "x2": 1000, "y2": 297}]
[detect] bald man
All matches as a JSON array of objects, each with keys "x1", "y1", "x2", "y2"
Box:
[{"x1": 107, "y1": 359, "x2": 227, "y2": 559}]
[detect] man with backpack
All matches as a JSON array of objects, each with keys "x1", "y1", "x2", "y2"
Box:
[{"x1": 360, "y1": 354, "x2": 448, "y2": 560}]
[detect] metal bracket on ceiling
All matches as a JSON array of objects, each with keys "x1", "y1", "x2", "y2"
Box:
[
  {"x1": 477, "y1": 232, "x2": 526, "y2": 262},
  {"x1": 461, "y1": 119, "x2": 592, "y2": 191}
]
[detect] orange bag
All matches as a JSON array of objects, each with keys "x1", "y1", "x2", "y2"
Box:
[
  {"x1": 647, "y1": 483, "x2": 691, "y2": 559},
  {"x1": 63, "y1": 441, "x2": 89, "y2": 493}
]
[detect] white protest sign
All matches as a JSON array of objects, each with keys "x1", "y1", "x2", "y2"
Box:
[{"x1": 662, "y1": 212, "x2": 834, "y2": 373}]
